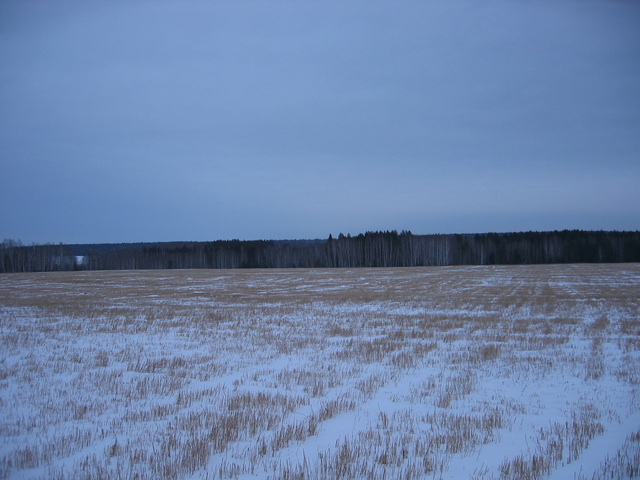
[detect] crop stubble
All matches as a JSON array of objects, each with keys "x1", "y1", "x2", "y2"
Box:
[{"x1": 0, "y1": 264, "x2": 639, "y2": 479}]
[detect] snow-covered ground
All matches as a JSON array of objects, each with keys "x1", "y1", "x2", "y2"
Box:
[{"x1": 1, "y1": 264, "x2": 639, "y2": 479}]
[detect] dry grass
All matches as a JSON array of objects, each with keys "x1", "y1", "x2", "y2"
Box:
[
  {"x1": 582, "y1": 428, "x2": 640, "y2": 480},
  {"x1": 0, "y1": 264, "x2": 638, "y2": 479},
  {"x1": 498, "y1": 403, "x2": 605, "y2": 480}
]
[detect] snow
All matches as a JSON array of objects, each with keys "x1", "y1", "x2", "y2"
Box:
[{"x1": 0, "y1": 264, "x2": 639, "y2": 479}]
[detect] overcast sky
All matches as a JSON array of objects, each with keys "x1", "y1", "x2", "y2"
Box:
[{"x1": 1, "y1": 1, "x2": 639, "y2": 244}]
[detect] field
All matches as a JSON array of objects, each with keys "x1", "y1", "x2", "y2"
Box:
[{"x1": 1, "y1": 264, "x2": 639, "y2": 479}]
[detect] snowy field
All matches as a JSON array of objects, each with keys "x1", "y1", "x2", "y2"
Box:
[{"x1": 1, "y1": 264, "x2": 639, "y2": 480}]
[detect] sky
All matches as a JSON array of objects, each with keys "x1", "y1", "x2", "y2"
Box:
[{"x1": 1, "y1": 1, "x2": 639, "y2": 244}]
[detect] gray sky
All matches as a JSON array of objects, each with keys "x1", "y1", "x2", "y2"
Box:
[{"x1": 1, "y1": 0, "x2": 639, "y2": 244}]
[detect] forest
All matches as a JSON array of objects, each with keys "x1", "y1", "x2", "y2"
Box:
[{"x1": 1, "y1": 230, "x2": 639, "y2": 273}]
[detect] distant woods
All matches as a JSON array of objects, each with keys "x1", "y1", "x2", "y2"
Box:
[{"x1": 2, "y1": 230, "x2": 640, "y2": 273}]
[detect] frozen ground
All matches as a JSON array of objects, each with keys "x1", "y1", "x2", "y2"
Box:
[{"x1": 0, "y1": 264, "x2": 639, "y2": 479}]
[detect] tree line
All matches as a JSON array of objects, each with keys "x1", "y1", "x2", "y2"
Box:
[
  {"x1": 0, "y1": 240, "x2": 76, "y2": 273},
  {"x1": 1, "y1": 230, "x2": 639, "y2": 273}
]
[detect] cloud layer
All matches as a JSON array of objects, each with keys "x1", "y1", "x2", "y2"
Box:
[{"x1": 1, "y1": 1, "x2": 639, "y2": 243}]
